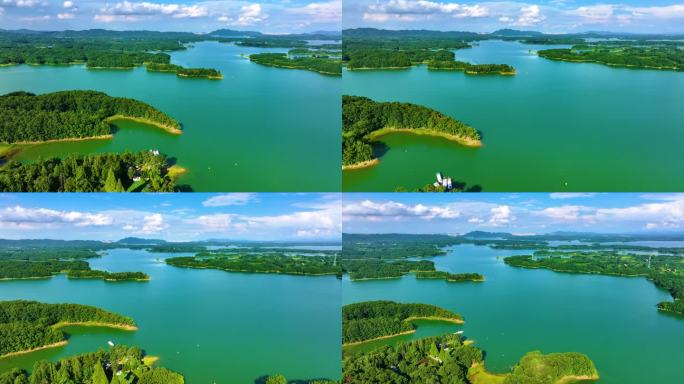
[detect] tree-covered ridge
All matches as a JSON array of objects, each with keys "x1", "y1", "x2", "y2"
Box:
[
  {"x1": 0, "y1": 248, "x2": 100, "y2": 261},
  {"x1": 249, "y1": 52, "x2": 342, "y2": 76},
  {"x1": 415, "y1": 271, "x2": 484, "y2": 282},
  {"x1": 0, "y1": 344, "x2": 184, "y2": 384},
  {"x1": 504, "y1": 251, "x2": 684, "y2": 315},
  {"x1": 343, "y1": 301, "x2": 463, "y2": 344},
  {"x1": 0, "y1": 260, "x2": 149, "y2": 282},
  {"x1": 538, "y1": 45, "x2": 684, "y2": 71},
  {"x1": 0, "y1": 151, "x2": 180, "y2": 192},
  {"x1": 428, "y1": 60, "x2": 516, "y2": 75},
  {"x1": 0, "y1": 300, "x2": 135, "y2": 357},
  {"x1": 342, "y1": 259, "x2": 435, "y2": 281},
  {"x1": 0, "y1": 91, "x2": 180, "y2": 143},
  {"x1": 166, "y1": 251, "x2": 342, "y2": 277},
  {"x1": 145, "y1": 63, "x2": 222, "y2": 79},
  {"x1": 342, "y1": 95, "x2": 480, "y2": 168},
  {"x1": 343, "y1": 332, "x2": 598, "y2": 384},
  {"x1": 345, "y1": 49, "x2": 455, "y2": 70}
]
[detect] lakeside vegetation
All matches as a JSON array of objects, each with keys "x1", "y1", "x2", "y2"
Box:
[
  {"x1": 427, "y1": 60, "x2": 516, "y2": 75},
  {"x1": 166, "y1": 251, "x2": 342, "y2": 277},
  {"x1": 0, "y1": 344, "x2": 184, "y2": 384},
  {"x1": 343, "y1": 332, "x2": 598, "y2": 383},
  {"x1": 146, "y1": 63, "x2": 222, "y2": 79},
  {"x1": 0, "y1": 151, "x2": 180, "y2": 192},
  {"x1": 0, "y1": 301, "x2": 135, "y2": 357},
  {"x1": 415, "y1": 271, "x2": 485, "y2": 282},
  {"x1": 345, "y1": 49, "x2": 455, "y2": 70},
  {"x1": 0, "y1": 260, "x2": 149, "y2": 282},
  {"x1": 249, "y1": 52, "x2": 342, "y2": 76},
  {"x1": 0, "y1": 91, "x2": 180, "y2": 143},
  {"x1": 67, "y1": 270, "x2": 149, "y2": 282},
  {"x1": 538, "y1": 45, "x2": 684, "y2": 71},
  {"x1": 504, "y1": 250, "x2": 684, "y2": 315},
  {"x1": 342, "y1": 95, "x2": 480, "y2": 168},
  {"x1": 343, "y1": 301, "x2": 463, "y2": 345}
]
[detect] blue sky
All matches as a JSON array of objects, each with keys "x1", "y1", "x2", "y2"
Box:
[
  {"x1": 0, "y1": 193, "x2": 341, "y2": 241},
  {"x1": 0, "y1": 0, "x2": 341, "y2": 33},
  {"x1": 344, "y1": 0, "x2": 684, "y2": 33},
  {"x1": 343, "y1": 193, "x2": 684, "y2": 235}
]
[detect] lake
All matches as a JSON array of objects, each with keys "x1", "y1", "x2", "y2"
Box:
[
  {"x1": 0, "y1": 41, "x2": 341, "y2": 192},
  {"x1": 342, "y1": 244, "x2": 684, "y2": 383},
  {"x1": 0, "y1": 248, "x2": 342, "y2": 383},
  {"x1": 342, "y1": 40, "x2": 684, "y2": 191}
]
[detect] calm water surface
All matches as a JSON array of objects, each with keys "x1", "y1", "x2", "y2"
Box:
[
  {"x1": 0, "y1": 41, "x2": 341, "y2": 192},
  {"x1": 343, "y1": 40, "x2": 684, "y2": 191},
  {"x1": 342, "y1": 244, "x2": 684, "y2": 383},
  {"x1": 0, "y1": 249, "x2": 341, "y2": 383}
]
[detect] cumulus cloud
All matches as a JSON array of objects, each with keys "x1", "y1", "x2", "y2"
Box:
[
  {"x1": 138, "y1": 213, "x2": 168, "y2": 234},
  {"x1": 1, "y1": 0, "x2": 40, "y2": 8},
  {"x1": 0, "y1": 206, "x2": 112, "y2": 228},
  {"x1": 202, "y1": 193, "x2": 256, "y2": 207},
  {"x1": 343, "y1": 200, "x2": 460, "y2": 221},
  {"x1": 95, "y1": 1, "x2": 208, "y2": 22},
  {"x1": 363, "y1": 0, "x2": 488, "y2": 22},
  {"x1": 487, "y1": 205, "x2": 514, "y2": 226},
  {"x1": 218, "y1": 3, "x2": 267, "y2": 26},
  {"x1": 510, "y1": 4, "x2": 544, "y2": 26},
  {"x1": 63, "y1": 0, "x2": 73, "y2": 8},
  {"x1": 57, "y1": 12, "x2": 75, "y2": 19},
  {"x1": 541, "y1": 205, "x2": 585, "y2": 221},
  {"x1": 288, "y1": 0, "x2": 341, "y2": 24}
]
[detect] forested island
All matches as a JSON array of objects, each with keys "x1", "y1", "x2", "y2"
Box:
[
  {"x1": 0, "y1": 91, "x2": 180, "y2": 143},
  {"x1": 0, "y1": 151, "x2": 181, "y2": 192},
  {"x1": 504, "y1": 251, "x2": 684, "y2": 315},
  {"x1": 343, "y1": 301, "x2": 463, "y2": 345},
  {"x1": 146, "y1": 63, "x2": 222, "y2": 79},
  {"x1": 342, "y1": 96, "x2": 480, "y2": 169},
  {"x1": 249, "y1": 52, "x2": 342, "y2": 76},
  {"x1": 166, "y1": 251, "x2": 342, "y2": 277},
  {"x1": 0, "y1": 260, "x2": 149, "y2": 282},
  {"x1": 427, "y1": 60, "x2": 516, "y2": 75},
  {"x1": 0, "y1": 344, "x2": 184, "y2": 384},
  {"x1": 343, "y1": 329, "x2": 598, "y2": 383},
  {"x1": 415, "y1": 271, "x2": 485, "y2": 282},
  {"x1": 0, "y1": 300, "x2": 136, "y2": 357},
  {"x1": 538, "y1": 45, "x2": 684, "y2": 71}
]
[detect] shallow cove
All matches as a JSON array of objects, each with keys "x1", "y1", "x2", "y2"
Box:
[
  {"x1": 0, "y1": 248, "x2": 341, "y2": 383},
  {"x1": 342, "y1": 244, "x2": 684, "y2": 383},
  {"x1": 0, "y1": 41, "x2": 341, "y2": 191},
  {"x1": 342, "y1": 40, "x2": 684, "y2": 191}
]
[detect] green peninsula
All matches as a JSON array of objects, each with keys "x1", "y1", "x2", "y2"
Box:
[
  {"x1": 0, "y1": 300, "x2": 136, "y2": 358},
  {"x1": 342, "y1": 95, "x2": 481, "y2": 169},
  {"x1": 249, "y1": 51, "x2": 342, "y2": 76},
  {"x1": 538, "y1": 45, "x2": 684, "y2": 71},
  {"x1": 166, "y1": 251, "x2": 342, "y2": 277},
  {"x1": 504, "y1": 250, "x2": 684, "y2": 315},
  {"x1": 343, "y1": 301, "x2": 463, "y2": 345},
  {"x1": 146, "y1": 63, "x2": 223, "y2": 79},
  {"x1": 0, "y1": 344, "x2": 184, "y2": 384},
  {"x1": 0, "y1": 260, "x2": 149, "y2": 282}
]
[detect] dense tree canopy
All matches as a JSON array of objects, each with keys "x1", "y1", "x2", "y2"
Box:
[
  {"x1": 538, "y1": 45, "x2": 684, "y2": 71},
  {"x1": 249, "y1": 52, "x2": 342, "y2": 76},
  {"x1": 146, "y1": 63, "x2": 222, "y2": 79},
  {"x1": 0, "y1": 151, "x2": 178, "y2": 192},
  {"x1": 0, "y1": 300, "x2": 135, "y2": 356},
  {"x1": 0, "y1": 345, "x2": 184, "y2": 384},
  {"x1": 428, "y1": 60, "x2": 516, "y2": 75},
  {"x1": 0, "y1": 91, "x2": 179, "y2": 143},
  {"x1": 343, "y1": 301, "x2": 463, "y2": 344},
  {"x1": 342, "y1": 95, "x2": 480, "y2": 167},
  {"x1": 414, "y1": 271, "x2": 484, "y2": 282},
  {"x1": 166, "y1": 251, "x2": 342, "y2": 277}
]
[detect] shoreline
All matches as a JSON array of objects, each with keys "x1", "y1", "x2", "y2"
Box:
[
  {"x1": 7, "y1": 135, "x2": 113, "y2": 145},
  {"x1": 343, "y1": 330, "x2": 416, "y2": 347},
  {"x1": 342, "y1": 158, "x2": 380, "y2": 171},
  {"x1": 368, "y1": 127, "x2": 482, "y2": 147},
  {"x1": 105, "y1": 115, "x2": 182, "y2": 135},
  {"x1": 538, "y1": 55, "x2": 680, "y2": 71},
  {"x1": 52, "y1": 321, "x2": 138, "y2": 331},
  {"x1": 404, "y1": 315, "x2": 464, "y2": 324},
  {"x1": 0, "y1": 341, "x2": 68, "y2": 359},
  {"x1": 168, "y1": 263, "x2": 338, "y2": 277}
]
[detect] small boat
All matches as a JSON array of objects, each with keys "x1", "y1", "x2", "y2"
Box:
[
  {"x1": 454, "y1": 331, "x2": 464, "y2": 335},
  {"x1": 108, "y1": 340, "x2": 115, "y2": 347}
]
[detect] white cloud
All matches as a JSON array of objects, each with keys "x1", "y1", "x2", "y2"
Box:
[
  {"x1": 487, "y1": 205, "x2": 514, "y2": 226},
  {"x1": 63, "y1": 0, "x2": 73, "y2": 8},
  {"x1": 57, "y1": 12, "x2": 75, "y2": 19},
  {"x1": 567, "y1": 4, "x2": 615, "y2": 23},
  {"x1": 218, "y1": 3, "x2": 267, "y2": 26},
  {"x1": 95, "y1": 1, "x2": 208, "y2": 22},
  {"x1": 1, "y1": 0, "x2": 40, "y2": 8},
  {"x1": 511, "y1": 4, "x2": 544, "y2": 26},
  {"x1": 202, "y1": 193, "x2": 256, "y2": 207},
  {"x1": 550, "y1": 193, "x2": 597, "y2": 199},
  {"x1": 343, "y1": 200, "x2": 460, "y2": 221},
  {"x1": 542, "y1": 205, "x2": 584, "y2": 221},
  {"x1": 0, "y1": 206, "x2": 112, "y2": 228},
  {"x1": 138, "y1": 213, "x2": 168, "y2": 234},
  {"x1": 193, "y1": 213, "x2": 234, "y2": 231},
  {"x1": 363, "y1": 0, "x2": 488, "y2": 22},
  {"x1": 288, "y1": 0, "x2": 340, "y2": 24},
  {"x1": 628, "y1": 4, "x2": 684, "y2": 19}
]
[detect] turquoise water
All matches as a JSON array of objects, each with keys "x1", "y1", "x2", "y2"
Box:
[
  {"x1": 0, "y1": 249, "x2": 341, "y2": 383},
  {"x1": 342, "y1": 244, "x2": 684, "y2": 383},
  {"x1": 0, "y1": 41, "x2": 341, "y2": 192},
  {"x1": 343, "y1": 40, "x2": 684, "y2": 191}
]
